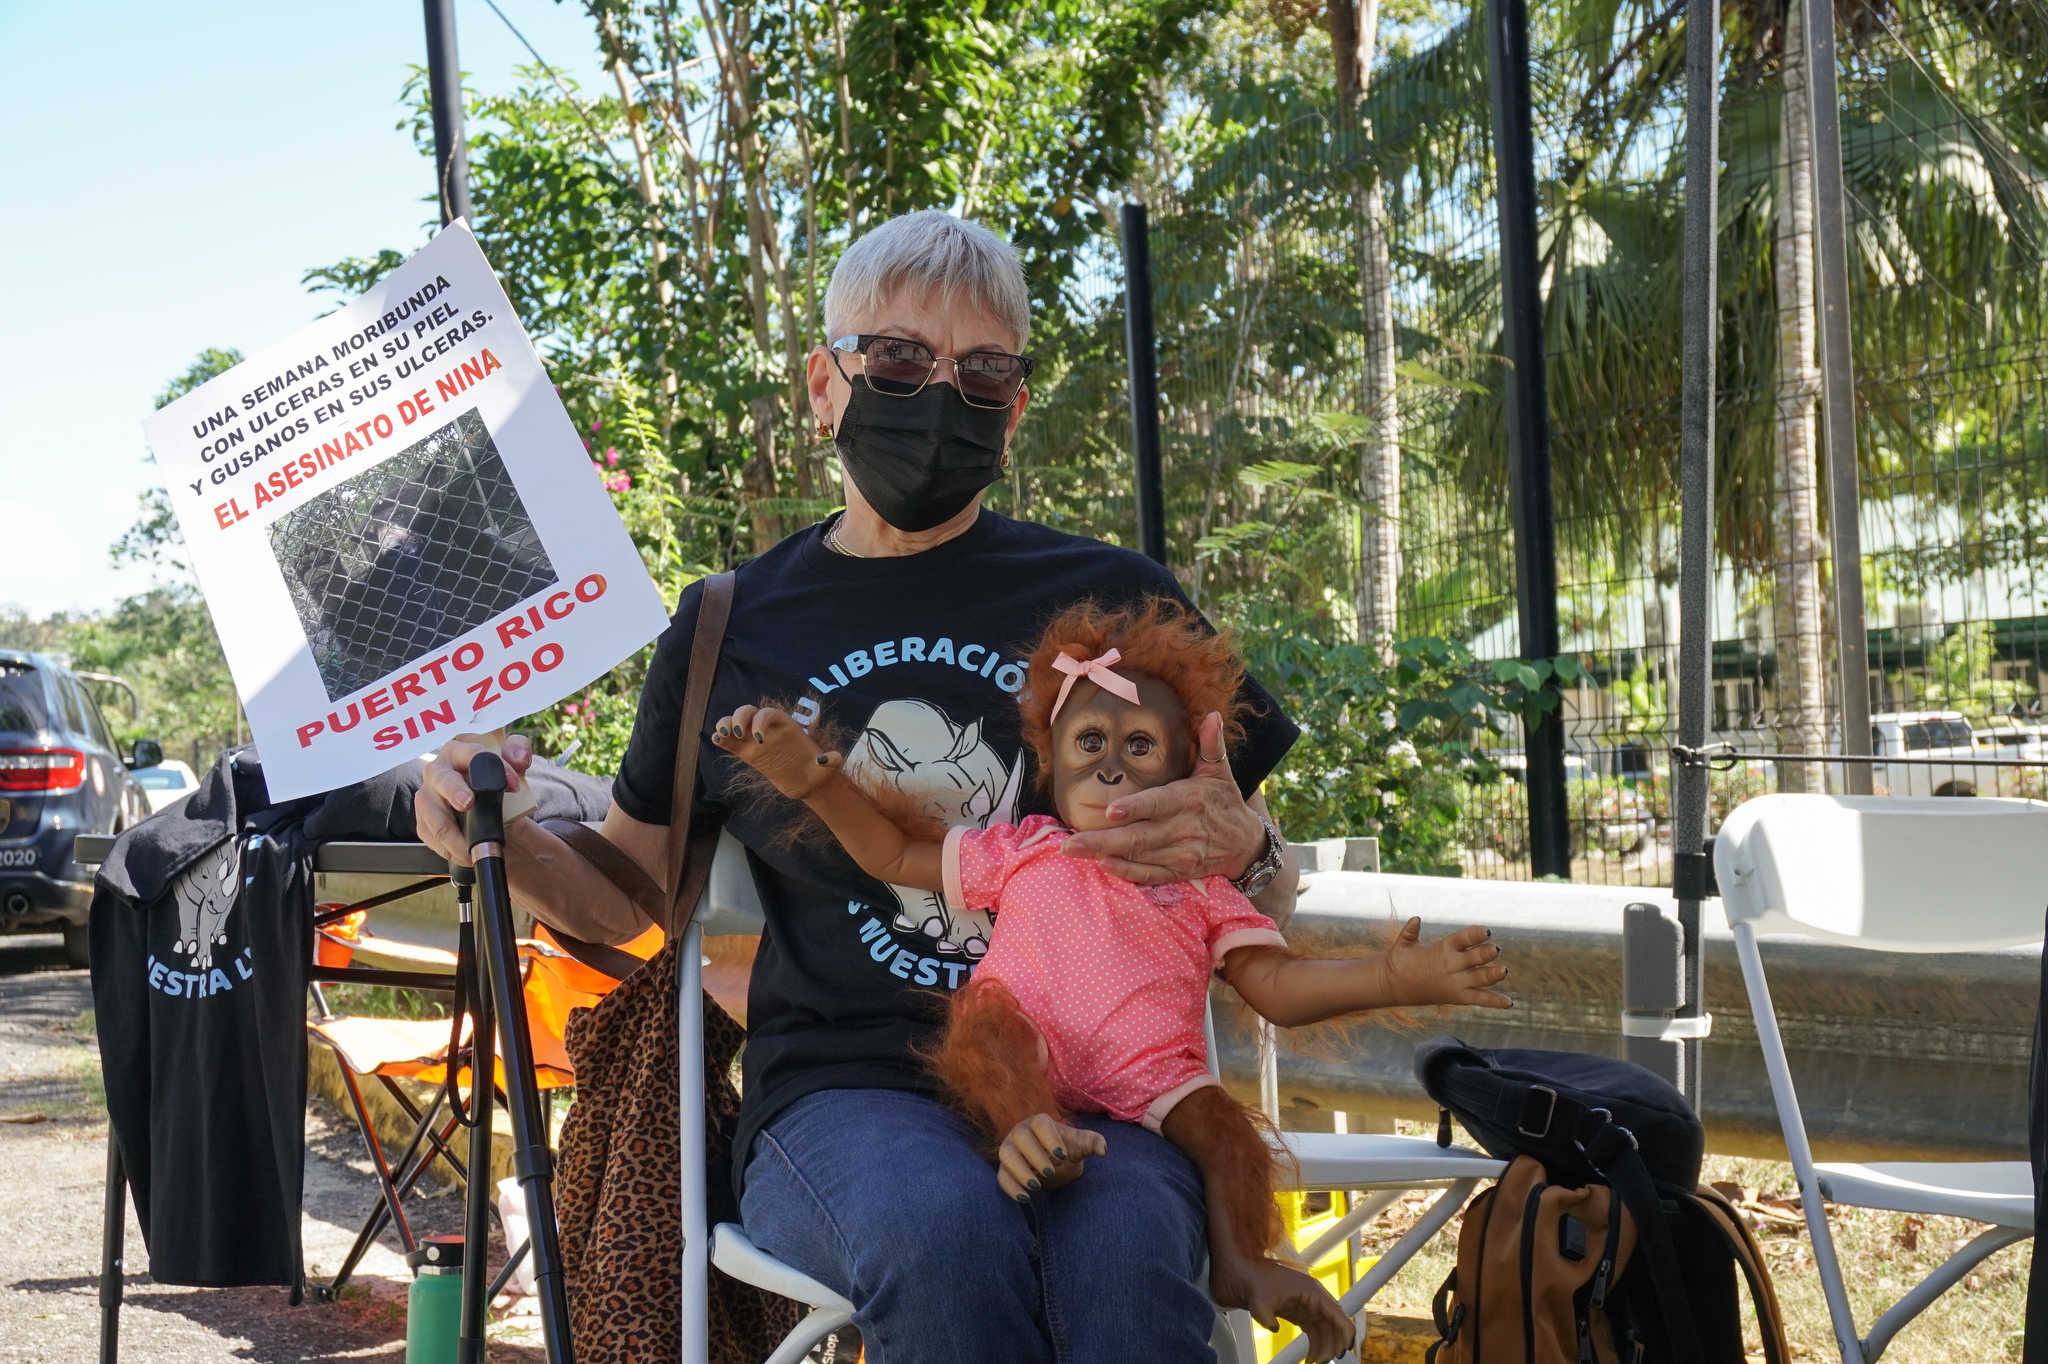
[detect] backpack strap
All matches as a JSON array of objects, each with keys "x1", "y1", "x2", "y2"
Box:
[
  {"x1": 1690, "y1": 1185, "x2": 1793, "y2": 1364},
  {"x1": 1583, "y1": 1119, "x2": 1704, "y2": 1364}
]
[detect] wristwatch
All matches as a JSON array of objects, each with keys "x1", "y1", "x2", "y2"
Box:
[{"x1": 1229, "y1": 816, "x2": 1286, "y2": 898}]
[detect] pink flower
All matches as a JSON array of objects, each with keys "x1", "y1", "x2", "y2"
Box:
[
  {"x1": 605, "y1": 447, "x2": 621, "y2": 467},
  {"x1": 591, "y1": 418, "x2": 603, "y2": 433},
  {"x1": 605, "y1": 473, "x2": 633, "y2": 493},
  {"x1": 563, "y1": 702, "x2": 581, "y2": 716}
]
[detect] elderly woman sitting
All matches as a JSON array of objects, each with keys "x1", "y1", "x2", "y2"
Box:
[{"x1": 417, "y1": 209, "x2": 1302, "y2": 1362}]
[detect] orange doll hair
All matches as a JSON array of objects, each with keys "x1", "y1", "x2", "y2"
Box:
[{"x1": 1018, "y1": 597, "x2": 1251, "y2": 792}]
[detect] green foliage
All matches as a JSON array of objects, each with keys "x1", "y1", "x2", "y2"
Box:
[
  {"x1": 1228, "y1": 603, "x2": 1529, "y2": 873},
  {"x1": 1898, "y1": 620, "x2": 2037, "y2": 716},
  {"x1": 62, "y1": 589, "x2": 241, "y2": 762},
  {"x1": 26, "y1": 347, "x2": 254, "y2": 766}
]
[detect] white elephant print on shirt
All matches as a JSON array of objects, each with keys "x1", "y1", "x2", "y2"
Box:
[
  {"x1": 841, "y1": 698, "x2": 1022, "y2": 961},
  {"x1": 172, "y1": 841, "x2": 240, "y2": 971}
]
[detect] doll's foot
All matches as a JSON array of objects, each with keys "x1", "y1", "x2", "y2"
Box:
[{"x1": 1211, "y1": 1255, "x2": 1354, "y2": 1362}]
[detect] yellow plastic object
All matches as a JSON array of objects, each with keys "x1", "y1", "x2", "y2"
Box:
[{"x1": 1248, "y1": 1189, "x2": 1376, "y2": 1359}]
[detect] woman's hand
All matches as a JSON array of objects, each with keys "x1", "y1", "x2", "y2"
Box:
[
  {"x1": 1380, "y1": 918, "x2": 1511, "y2": 1010},
  {"x1": 416, "y1": 733, "x2": 534, "y2": 866},
  {"x1": 1057, "y1": 710, "x2": 1265, "y2": 885},
  {"x1": 711, "y1": 704, "x2": 845, "y2": 800}
]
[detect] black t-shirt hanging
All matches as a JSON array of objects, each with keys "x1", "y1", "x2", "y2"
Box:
[
  {"x1": 612, "y1": 509, "x2": 1300, "y2": 1194},
  {"x1": 91, "y1": 751, "x2": 313, "y2": 1288}
]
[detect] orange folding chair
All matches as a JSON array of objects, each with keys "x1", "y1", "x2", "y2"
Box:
[{"x1": 307, "y1": 910, "x2": 659, "y2": 1299}]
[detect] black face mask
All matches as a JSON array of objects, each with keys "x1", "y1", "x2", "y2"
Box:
[{"x1": 833, "y1": 377, "x2": 1010, "y2": 532}]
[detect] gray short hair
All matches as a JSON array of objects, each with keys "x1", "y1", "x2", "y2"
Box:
[{"x1": 824, "y1": 210, "x2": 1031, "y2": 350}]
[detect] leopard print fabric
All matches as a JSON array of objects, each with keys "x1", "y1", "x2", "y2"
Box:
[{"x1": 557, "y1": 940, "x2": 800, "y2": 1361}]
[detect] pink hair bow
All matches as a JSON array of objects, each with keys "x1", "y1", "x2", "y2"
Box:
[{"x1": 1049, "y1": 647, "x2": 1141, "y2": 721}]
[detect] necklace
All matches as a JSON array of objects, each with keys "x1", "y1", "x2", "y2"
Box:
[{"x1": 825, "y1": 518, "x2": 868, "y2": 558}]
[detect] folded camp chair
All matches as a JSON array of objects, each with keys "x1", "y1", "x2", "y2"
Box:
[
  {"x1": 1714, "y1": 794, "x2": 2044, "y2": 1364},
  {"x1": 307, "y1": 915, "x2": 625, "y2": 1299},
  {"x1": 677, "y1": 832, "x2": 1505, "y2": 1364}
]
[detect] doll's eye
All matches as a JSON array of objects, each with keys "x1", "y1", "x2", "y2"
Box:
[
  {"x1": 1076, "y1": 729, "x2": 1106, "y2": 755},
  {"x1": 1126, "y1": 734, "x2": 1156, "y2": 758}
]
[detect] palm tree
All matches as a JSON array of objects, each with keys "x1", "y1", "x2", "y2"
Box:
[
  {"x1": 1769, "y1": 0, "x2": 1830, "y2": 791},
  {"x1": 1331, "y1": 0, "x2": 1403, "y2": 649},
  {"x1": 1411, "y1": 0, "x2": 2048, "y2": 790}
]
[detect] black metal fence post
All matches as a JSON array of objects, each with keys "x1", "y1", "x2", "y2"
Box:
[
  {"x1": 1666, "y1": 0, "x2": 1723, "y2": 1107},
  {"x1": 1802, "y1": 0, "x2": 1872, "y2": 794},
  {"x1": 1121, "y1": 201, "x2": 1169, "y2": 568},
  {"x1": 423, "y1": 0, "x2": 473, "y2": 227},
  {"x1": 1486, "y1": 0, "x2": 1569, "y2": 878}
]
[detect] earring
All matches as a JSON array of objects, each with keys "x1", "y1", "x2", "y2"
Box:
[
  {"x1": 1000, "y1": 447, "x2": 1012, "y2": 472},
  {"x1": 816, "y1": 419, "x2": 834, "y2": 440}
]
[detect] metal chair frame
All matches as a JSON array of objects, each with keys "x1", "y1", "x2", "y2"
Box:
[
  {"x1": 1715, "y1": 794, "x2": 2041, "y2": 1363},
  {"x1": 676, "y1": 833, "x2": 1504, "y2": 1364}
]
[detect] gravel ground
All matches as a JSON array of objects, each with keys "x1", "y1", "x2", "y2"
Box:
[{"x1": 0, "y1": 934, "x2": 542, "y2": 1363}]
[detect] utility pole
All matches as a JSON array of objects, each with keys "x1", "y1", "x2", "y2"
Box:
[
  {"x1": 422, "y1": 0, "x2": 474, "y2": 226},
  {"x1": 1486, "y1": 0, "x2": 1569, "y2": 878},
  {"x1": 1121, "y1": 202, "x2": 1168, "y2": 567},
  {"x1": 1660, "y1": 0, "x2": 1724, "y2": 1107}
]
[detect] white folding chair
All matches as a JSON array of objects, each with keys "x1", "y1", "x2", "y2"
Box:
[
  {"x1": 1714, "y1": 794, "x2": 2043, "y2": 1363},
  {"x1": 679, "y1": 833, "x2": 1502, "y2": 1364}
]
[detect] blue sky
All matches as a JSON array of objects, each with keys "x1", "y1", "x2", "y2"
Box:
[{"x1": 1, "y1": 1, "x2": 609, "y2": 617}]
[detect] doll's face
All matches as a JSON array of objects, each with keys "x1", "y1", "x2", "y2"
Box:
[{"x1": 1050, "y1": 672, "x2": 1192, "y2": 833}]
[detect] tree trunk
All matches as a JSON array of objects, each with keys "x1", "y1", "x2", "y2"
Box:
[
  {"x1": 1330, "y1": 0, "x2": 1401, "y2": 651},
  {"x1": 599, "y1": 15, "x2": 679, "y2": 437},
  {"x1": 1771, "y1": 0, "x2": 1830, "y2": 794}
]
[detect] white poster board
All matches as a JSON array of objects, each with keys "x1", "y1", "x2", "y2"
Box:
[{"x1": 144, "y1": 222, "x2": 669, "y2": 801}]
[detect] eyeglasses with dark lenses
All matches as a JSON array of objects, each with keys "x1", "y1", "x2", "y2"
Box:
[{"x1": 829, "y1": 334, "x2": 1034, "y2": 409}]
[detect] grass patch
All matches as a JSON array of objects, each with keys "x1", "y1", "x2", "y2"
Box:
[{"x1": 319, "y1": 983, "x2": 450, "y2": 1020}]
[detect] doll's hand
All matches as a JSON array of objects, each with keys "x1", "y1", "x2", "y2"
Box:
[
  {"x1": 711, "y1": 704, "x2": 844, "y2": 800},
  {"x1": 996, "y1": 1114, "x2": 1107, "y2": 1203},
  {"x1": 1380, "y1": 917, "x2": 1511, "y2": 1010}
]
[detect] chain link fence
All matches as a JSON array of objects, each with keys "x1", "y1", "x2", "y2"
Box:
[{"x1": 270, "y1": 408, "x2": 559, "y2": 699}]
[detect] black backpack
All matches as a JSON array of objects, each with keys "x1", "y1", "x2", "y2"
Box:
[{"x1": 1417, "y1": 1039, "x2": 1789, "y2": 1364}]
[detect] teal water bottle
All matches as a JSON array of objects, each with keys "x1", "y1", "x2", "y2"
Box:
[{"x1": 405, "y1": 1234, "x2": 466, "y2": 1364}]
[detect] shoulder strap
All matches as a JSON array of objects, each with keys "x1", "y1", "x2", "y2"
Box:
[
  {"x1": 666, "y1": 571, "x2": 734, "y2": 935},
  {"x1": 1586, "y1": 1124, "x2": 1704, "y2": 1364},
  {"x1": 1689, "y1": 1186, "x2": 1792, "y2": 1364},
  {"x1": 532, "y1": 572, "x2": 734, "y2": 980}
]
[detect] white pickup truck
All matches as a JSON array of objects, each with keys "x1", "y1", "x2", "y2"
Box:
[{"x1": 1868, "y1": 710, "x2": 2004, "y2": 797}]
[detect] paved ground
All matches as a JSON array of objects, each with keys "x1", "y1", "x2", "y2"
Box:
[{"x1": 0, "y1": 934, "x2": 541, "y2": 1363}]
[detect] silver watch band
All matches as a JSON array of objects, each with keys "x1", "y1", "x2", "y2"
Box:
[{"x1": 1229, "y1": 816, "x2": 1284, "y2": 897}]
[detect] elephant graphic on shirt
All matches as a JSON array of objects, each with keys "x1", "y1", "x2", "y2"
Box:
[
  {"x1": 842, "y1": 698, "x2": 1022, "y2": 960},
  {"x1": 172, "y1": 841, "x2": 240, "y2": 971}
]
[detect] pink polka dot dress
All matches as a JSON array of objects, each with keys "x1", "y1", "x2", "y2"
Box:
[{"x1": 942, "y1": 814, "x2": 1286, "y2": 1130}]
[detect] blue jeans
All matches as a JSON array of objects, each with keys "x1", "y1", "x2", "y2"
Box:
[{"x1": 740, "y1": 1087, "x2": 1215, "y2": 1363}]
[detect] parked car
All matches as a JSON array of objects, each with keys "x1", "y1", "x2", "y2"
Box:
[
  {"x1": 133, "y1": 758, "x2": 200, "y2": 813},
  {"x1": 0, "y1": 651, "x2": 161, "y2": 966},
  {"x1": 1974, "y1": 723, "x2": 2048, "y2": 764},
  {"x1": 1868, "y1": 710, "x2": 1993, "y2": 797}
]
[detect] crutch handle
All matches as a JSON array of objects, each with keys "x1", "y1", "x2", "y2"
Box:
[{"x1": 465, "y1": 752, "x2": 507, "y2": 850}]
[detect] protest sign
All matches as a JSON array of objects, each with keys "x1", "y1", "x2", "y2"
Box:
[{"x1": 143, "y1": 222, "x2": 669, "y2": 801}]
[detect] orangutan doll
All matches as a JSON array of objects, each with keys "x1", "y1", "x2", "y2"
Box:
[{"x1": 712, "y1": 599, "x2": 1512, "y2": 1363}]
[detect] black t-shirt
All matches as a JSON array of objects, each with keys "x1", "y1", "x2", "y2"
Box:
[{"x1": 612, "y1": 509, "x2": 1299, "y2": 1192}]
